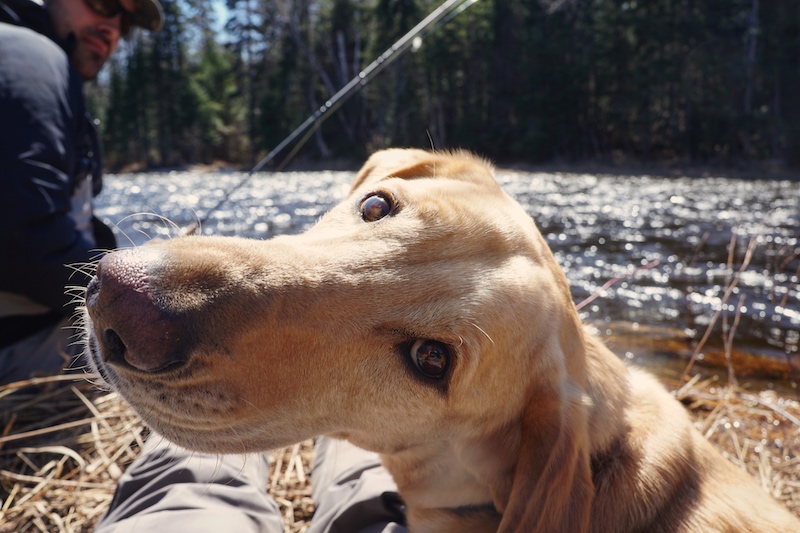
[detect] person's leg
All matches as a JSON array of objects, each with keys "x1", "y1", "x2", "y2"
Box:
[
  {"x1": 0, "y1": 317, "x2": 78, "y2": 386},
  {"x1": 95, "y1": 436, "x2": 284, "y2": 533},
  {"x1": 309, "y1": 437, "x2": 407, "y2": 533}
]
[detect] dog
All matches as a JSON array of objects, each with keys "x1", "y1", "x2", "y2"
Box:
[{"x1": 84, "y1": 149, "x2": 799, "y2": 532}]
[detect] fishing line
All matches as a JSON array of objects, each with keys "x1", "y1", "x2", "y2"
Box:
[{"x1": 185, "y1": 0, "x2": 480, "y2": 235}]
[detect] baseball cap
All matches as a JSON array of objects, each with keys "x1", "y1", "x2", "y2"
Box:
[{"x1": 120, "y1": 0, "x2": 163, "y2": 32}]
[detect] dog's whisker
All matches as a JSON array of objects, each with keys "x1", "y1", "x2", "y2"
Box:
[
  {"x1": 65, "y1": 264, "x2": 96, "y2": 279},
  {"x1": 113, "y1": 211, "x2": 183, "y2": 246},
  {"x1": 65, "y1": 294, "x2": 88, "y2": 307},
  {"x1": 65, "y1": 288, "x2": 89, "y2": 298},
  {"x1": 64, "y1": 288, "x2": 88, "y2": 299},
  {"x1": 146, "y1": 212, "x2": 183, "y2": 235},
  {"x1": 113, "y1": 224, "x2": 138, "y2": 248},
  {"x1": 469, "y1": 321, "x2": 494, "y2": 345}
]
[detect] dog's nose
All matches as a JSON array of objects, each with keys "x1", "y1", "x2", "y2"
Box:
[{"x1": 86, "y1": 249, "x2": 186, "y2": 372}]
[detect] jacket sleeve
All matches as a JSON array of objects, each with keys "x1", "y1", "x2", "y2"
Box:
[{"x1": 0, "y1": 26, "x2": 100, "y2": 315}]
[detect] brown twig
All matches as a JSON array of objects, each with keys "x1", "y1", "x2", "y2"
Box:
[
  {"x1": 681, "y1": 232, "x2": 758, "y2": 383},
  {"x1": 576, "y1": 259, "x2": 661, "y2": 311}
]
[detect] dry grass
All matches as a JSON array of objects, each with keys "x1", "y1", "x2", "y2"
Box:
[
  {"x1": 1, "y1": 372, "x2": 798, "y2": 532},
  {"x1": 0, "y1": 376, "x2": 142, "y2": 532},
  {"x1": 676, "y1": 375, "x2": 800, "y2": 516},
  {"x1": 0, "y1": 375, "x2": 315, "y2": 533}
]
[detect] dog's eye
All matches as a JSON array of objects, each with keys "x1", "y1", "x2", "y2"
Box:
[
  {"x1": 410, "y1": 339, "x2": 450, "y2": 379},
  {"x1": 360, "y1": 194, "x2": 393, "y2": 222}
]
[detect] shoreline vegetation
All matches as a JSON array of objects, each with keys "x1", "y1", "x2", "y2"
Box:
[
  {"x1": 90, "y1": 1, "x2": 800, "y2": 175},
  {"x1": 122, "y1": 157, "x2": 800, "y2": 182},
  {"x1": 1, "y1": 342, "x2": 798, "y2": 532}
]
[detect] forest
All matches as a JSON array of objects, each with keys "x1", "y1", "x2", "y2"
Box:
[{"x1": 85, "y1": 0, "x2": 800, "y2": 171}]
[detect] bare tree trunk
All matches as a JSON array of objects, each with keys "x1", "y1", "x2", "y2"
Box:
[
  {"x1": 308, "y1": 86, "x2": 331, "y2": 158},
  {"x1": 353, "y1": 12, "x2": 363, "y2": 144},
  {"x1": 280, "y1": 2, "x2": 356, "y2": 144},
  {"x1": 336, "y1": 31, "x2": 348, "y2": 88},
  {"x1": 742, "y1": 0, "x2": 759, "y2": 160},
  {"x1": 352, "y1": 13, "x2": 361, "y2": 79},
  {"x1": 771, "y1": 75, "x2": 781, "y2": 159},
  {"x1": 245, "y1": 0, "x2": 256, "y2": 167}
]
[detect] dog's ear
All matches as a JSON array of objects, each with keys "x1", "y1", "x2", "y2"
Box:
[
  {"x1": 350, "y1": 148, "x2": 433, "y2": 192},
  {"x1": 350, "y1": 148, "x2": 496, "y2": 192},
  {"x1": 497, "y1": 380, "x2": 594, "y2": 533}
]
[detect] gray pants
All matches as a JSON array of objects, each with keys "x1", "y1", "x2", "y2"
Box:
[
  {"x1": 0, "y1": 317, "x2": 80, "y2": 386},
  {"x1": 96, "y1": 437, "x2": 407, "y2": 532}
]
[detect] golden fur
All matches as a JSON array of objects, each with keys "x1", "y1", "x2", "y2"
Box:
[{"x1": 85, "y1": 149, "x2": 800, "y2": 532}]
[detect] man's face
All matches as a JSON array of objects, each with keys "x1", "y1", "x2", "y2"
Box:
[{"x1": 47, "y1": 0, "x2": 124, "y2": 80}]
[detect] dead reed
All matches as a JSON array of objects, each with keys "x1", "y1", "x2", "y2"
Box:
[
  {"x1": 0, "y1": 374, "x2": 317, "y2": 532},
  {"x1": 1, "y1": 370, "x2": 798, "y2": 532}
]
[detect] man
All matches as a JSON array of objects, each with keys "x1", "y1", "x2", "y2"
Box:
[{"x1": 0, "y1": 0, "x2": 163, "y2": 386}]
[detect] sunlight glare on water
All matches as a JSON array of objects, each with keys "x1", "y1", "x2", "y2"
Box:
[{"x1": 96, "y1": 169, "x2": 800, "y2": 362}]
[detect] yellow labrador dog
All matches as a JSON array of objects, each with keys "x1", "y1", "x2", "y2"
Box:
[{"x1": 84, "y1": 149, "x2": 799, "y2": 532}]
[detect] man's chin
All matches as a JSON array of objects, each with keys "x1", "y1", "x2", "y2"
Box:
[{"x1": 72, "y1": 48, "x2": 107, "y2": 80}]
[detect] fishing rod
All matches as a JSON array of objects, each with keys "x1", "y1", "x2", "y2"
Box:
[
  {"x1": 186, "y1": 0, "x2": 479, "y2": 234},
  {"x1": 256, "y1": 0, "x2": 480, "y2": 174}
]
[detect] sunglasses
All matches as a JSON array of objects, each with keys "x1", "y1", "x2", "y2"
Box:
[{"x1": 82, "y1": 0, "x2": 134, "y2": 37}]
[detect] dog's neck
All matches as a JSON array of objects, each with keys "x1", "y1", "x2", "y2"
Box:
[
  {"x1": 379, "y1": 431, "x2": 512, "y2": 532},
  {"x1": 378, "y1": 332, "x2": 632, "y2": 532}
]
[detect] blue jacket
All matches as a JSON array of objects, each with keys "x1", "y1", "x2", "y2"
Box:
[{"x1": 0, "y1": 0, "x2": 115, "y2": 347}]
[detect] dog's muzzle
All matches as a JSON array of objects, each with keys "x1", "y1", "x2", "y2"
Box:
[{"x1": 85, "y1": 249, "x2": 188, "y2": 373}]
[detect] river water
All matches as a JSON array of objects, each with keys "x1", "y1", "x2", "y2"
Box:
[{"x1": 94, "y1": 168, "x2": 800, "y2": 385}]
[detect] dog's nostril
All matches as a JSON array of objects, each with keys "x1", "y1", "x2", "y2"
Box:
[
  {"x1": 87, "y1": 248, "x2": 190, "y2": 373},
  {"x1": 102, "y1": 328, "x2": 127, "y2": 362}
]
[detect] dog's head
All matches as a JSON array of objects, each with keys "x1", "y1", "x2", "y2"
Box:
[{"x1": 84, "y1": 149, "x2": 587, "y2": 458}]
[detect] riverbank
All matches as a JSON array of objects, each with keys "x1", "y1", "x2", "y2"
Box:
[
  {"x1": 497, "y1": 155, "x2": 800, "y2": 181},
  {"x1": 116, "y1": 154, "x2": 800, "y2": 182},
  {"x1": 1, "y1": 367, "x2": 797, "y2": 532}
]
